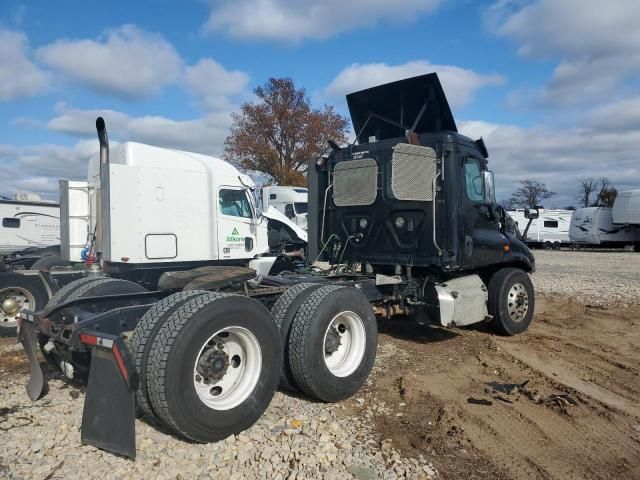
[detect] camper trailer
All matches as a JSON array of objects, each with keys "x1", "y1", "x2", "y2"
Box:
[
  {"x1": 0, "y1": 195, "x2": 60, "y2": 256},
  {"x1": 508, "y1": 208, "x2": 573, "y2": 248},
  {"x1": 261, "y1": 186, "x2": 308, "y2": 229},
  {"x1": 570, "y1": 205, "x2": 640, "y2": 249},
  {"x1": 612, "y1": 190, "x2": 640, "y2": 225}
]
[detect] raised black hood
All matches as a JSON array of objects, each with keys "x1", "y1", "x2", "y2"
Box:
[{"x1": 346, "y1": 73, "x2": 457, "y2": 144}]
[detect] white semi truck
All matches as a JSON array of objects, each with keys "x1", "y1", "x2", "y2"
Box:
[
  {"x1": 261, "y1": 186, "x2": 308, "y2": 229},
  {"x1": 0, "y1": 143, "x2": 306, "y2": 337}
]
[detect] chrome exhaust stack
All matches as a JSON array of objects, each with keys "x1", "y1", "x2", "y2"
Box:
[{"x1": 95, "y1": 117, "x2": 110, "y2": 261}]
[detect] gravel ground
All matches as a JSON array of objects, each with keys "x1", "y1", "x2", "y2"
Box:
[
  {"x1": 2, "y1": 249, "x2": 638, "y2": 479},
  {"x1": 0, "y1": 341, "x2": 436, "y2": 480},
  {"x1": 531, "y1": 249, "x2": 640, "y2": 307}
]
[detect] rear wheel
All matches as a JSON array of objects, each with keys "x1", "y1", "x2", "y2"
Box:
[
  {"x1": 129, "y1": 290, "x2": 210, "y2": 420},
  {"x1": 146, "y1": 293, "x2": 281, "y2": 442},
  {"x1": 44, "y1": 276, "x2": 106, "y2": 310},
  {"x1": 488, "y1": 268, "x2": 535, "y2": 335},
  {"x1": 270, "y1": 282, "x2": 323, "y2": 391},
  {"x1": 0, "y1": 273, "x2": 48, "y2": 337},
  {"x1": 288, "y1": 285, "x2": 377, "y2": 402}
]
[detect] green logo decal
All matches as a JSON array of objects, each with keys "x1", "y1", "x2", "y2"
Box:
[{"x1": 227, "y1": 227, "x2": 244, "y2": 243}]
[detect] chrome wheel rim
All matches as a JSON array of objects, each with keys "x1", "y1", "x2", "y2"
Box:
[
  {"x1": 193, "y1": 326, "x2": 262, "y2": 411},
  {"x1": 507, "y1": 283, "x2": 529, "y2": 322},
  {"x1": 0, "y1": 287, "x2": 35, "y2": 328},
  {"x1": 323, "y1": 311, "x2": 366, "y2": 378}
]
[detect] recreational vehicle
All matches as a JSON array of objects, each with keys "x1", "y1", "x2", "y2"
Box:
[
  {"x1": 612, "y1": 190, "x2": 640, "y2": 225},
  {"x1": 0, "y1": 195, "x2": 60, "y2": 256},
  {"x1": 569, "y1": 206, "x2": 640, "y2": 248},
  {"x1": 508, "y1": 208, "x2": 573, "y2": 248},
  {"x1": 261, "y1": 186, "x2": 308, "y2": 229}
]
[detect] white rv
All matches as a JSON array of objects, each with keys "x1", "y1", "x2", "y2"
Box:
[
  {"x1": 507, "y1": 208, "x2": 573, "y2": 248},
  {"x1": 0, "y1": 195, "x2": 60, "y2": 256},
  {"x1": 612, "y1": 190, "x2": 640, "y2": 225},
  {"x1": 570, "y1": 205, "x2": 640, "y2": 248},
  {"x1": 261, "y1": 186, "x2": 308, "y2": 229}
]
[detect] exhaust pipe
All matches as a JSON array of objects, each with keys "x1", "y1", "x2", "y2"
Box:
[
  {"x1": 96, "y1": 117, "x2": 109, "y2": 166},
  {"x1": 95, "y1": 117, "x2": 110, "y2": 261}
]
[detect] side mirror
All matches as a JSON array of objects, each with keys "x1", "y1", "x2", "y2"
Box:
[
  {"x1": 524, "y1": 207, "x2": 539, "y2": 220},
  {"x1": 482, "y1": 171, "x2": 496, "y2": 205},
  {"x1": 285, "y1": 204, "x2": 295, "y2": 219}
]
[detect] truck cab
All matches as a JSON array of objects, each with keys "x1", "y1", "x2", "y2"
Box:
[
  {"x1": 309, "y1": 73, "x2": 534, "y2": 277},
  {"x1": 261, "y1": 186, "x2": 308, "y2": 230}
]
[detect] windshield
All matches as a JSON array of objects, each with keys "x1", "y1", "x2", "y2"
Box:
[{"x1": 294, "y1": 202, "x2": 308, "y2": 214}]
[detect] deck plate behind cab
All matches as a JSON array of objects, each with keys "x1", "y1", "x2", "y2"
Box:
[{"x1": 158, "y1": 266, "x2": 256, "y2": 291}]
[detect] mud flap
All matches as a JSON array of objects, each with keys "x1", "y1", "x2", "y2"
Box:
[
  {"x1": 80, "y1": 333, "x2": 138, "y2": 459},
  {"x1": 18, "y1": 319, "x2": 46, "y2": 401}
]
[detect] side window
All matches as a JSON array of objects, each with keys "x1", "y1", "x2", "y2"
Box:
[
  {"x1": 463, "y1": 158, "x2": 484, "y2": 203},
  {"x1": 2, "y1": 218, "x2": 20, "y2": 228},
  {"x1": 543, "y1": 220, "x2": 558, "y2": 228},
  {"x1": 219, "y1": 189, "x2": 252, "y2": 218}
]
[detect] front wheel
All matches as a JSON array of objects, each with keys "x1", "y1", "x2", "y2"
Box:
[{"x1": 488, "y1": 268, "x2": 535, "y2": 335}]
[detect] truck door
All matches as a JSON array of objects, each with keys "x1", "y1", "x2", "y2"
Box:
[
  {"x1": 216, "y1": 187, "x2": 258, "y2": 260},
  {"x1": 460, "y1": 156, "x2": 506, "y2": 266}
]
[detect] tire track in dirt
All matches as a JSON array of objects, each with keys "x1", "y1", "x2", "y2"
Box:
[{"x1": 356, "y1": 296, "x2": 640, "y2": 480}]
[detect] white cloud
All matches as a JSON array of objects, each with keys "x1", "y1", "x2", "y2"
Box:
[
  {"x1": 46, "y1": 106, "x2": 233, "y2": 155},
  {"x1": 458, "y1": 119, "x2": 640, "y2": 207},
  {"x1": 0, "y1": 28, "x2": 48, "y2": 100},
  {"x1": 184, "y1": 58, "x2": 250, "y2": 109},
  {"x1": 325, "y1": 61, "x2": 504, "y2": 108},
  {"x1": 487, "y1": 0, "x2": 640, "y2": 106},
  {"x1": 203, "y1": 0, "x2": 440, "y2": 42},
  {"x1": 0, "y1": 140, "x2": 99, "y2": 199},
  {"x1": 36, "y1": 25, "x2": 183, "y2": 99}
]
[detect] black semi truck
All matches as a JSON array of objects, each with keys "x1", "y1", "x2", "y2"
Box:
[{"x1": 17, "y1": 73, "x2": 537, "y2": 459}]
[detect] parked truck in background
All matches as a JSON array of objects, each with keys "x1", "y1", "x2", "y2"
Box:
[
  {"x1": 17, "y1": 73, "x2": 537, "y2": 459},
  {"x1": 261, "y1": 186, "x2": 308, "y2": 229}
]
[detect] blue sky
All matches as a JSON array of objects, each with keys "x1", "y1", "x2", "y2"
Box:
[{"x1": 1, "y1": 0, "x2": 639, "y2": 207}]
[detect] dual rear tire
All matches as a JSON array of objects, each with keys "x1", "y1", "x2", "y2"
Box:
[
  {"x1": 271, "y1": 284, "x2": 378, "y2": 402},
  {"x1": 131, "y1": 292, "x2": 281, "y2": 442}
]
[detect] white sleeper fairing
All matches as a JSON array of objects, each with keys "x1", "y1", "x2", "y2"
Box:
[{"x1": 87, "y1": 142, "x2": 270, "y2": 265}]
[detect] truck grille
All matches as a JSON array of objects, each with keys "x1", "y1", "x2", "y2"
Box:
[
  {"x1": 333, "y1": 158, "x2": 378, "y2": 206},
  {"x1": 391, "y1": 143, "x2": 437, "y2": 201}
]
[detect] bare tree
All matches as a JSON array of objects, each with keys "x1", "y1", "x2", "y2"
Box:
[
  {"x1": 498, "y1": 198, "x2": 516, "y2": 210},
  {"x1": 508, "y1": 179, "x2": 555, "y2": 208},
  {"x1": 578, "y1": 177, "x2": 598, "y2": 208},
  {"x1": 224, "y1": 78, "x2": 349, "y2": 185},
  {"x1": 592, "y1": 177, "x2": 617, "y2": 207}
]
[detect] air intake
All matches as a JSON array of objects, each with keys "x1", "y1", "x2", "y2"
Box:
[
  {"x1": 391, "y1": 143, "x2": 437, "y2": 201},
  {"x1": 333, "y1": 158, "x2": 378, "y2": 206}
]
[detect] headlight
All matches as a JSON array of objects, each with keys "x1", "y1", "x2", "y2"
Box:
[
  {"x1": 359, "y1": 218, "x2": 368, "y2": 229},
  {"x1": 394, "y1": 217, "x2": 405, "y2": 229}
]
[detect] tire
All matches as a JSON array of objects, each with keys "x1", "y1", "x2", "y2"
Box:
[
  {"x1": 288, "y1": 285, "x2": 377, "y2": 402},
  {"x1": 129, "y1": 290, "x2": 211, "y2": 420},
  {"x1": 0, "y1": 273, "x2": 48, "y2": 337},
  {"x1": 488, "y1": 268, "x2": 535, "y2": 336},
  {"x1": 270, "y1": 283, "x2": 324, "y2": 391},
  {"x1": 146, "y1": 293, "x2": 281, "y2": 442},
  {"x1": 30, "y1": 256, "x2": 72, "y2": 271},
  {"x1": 44, "y1": 276, "x2": 106, "y2": 310}
]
